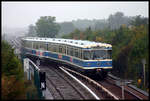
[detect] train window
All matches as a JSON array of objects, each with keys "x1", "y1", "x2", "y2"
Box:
[
  {"x1": 83, "y1": 50, "x2": 91, "y2": 60},
  {"x1": 107, "y1": 50, "x2": 112, "y2": 59},
  {"x1": 62, "y1": 45, "x2": 66, "y2": 54},
  {"x1": 67, "y1": 46, "x2": 70, "y2": 55},
  {"x1": 70, "y1": 47, "x2": 73, "y2": 56},
  {"x1": 53, "y1": 45, "x2": 57, "y2": 52},
  {"x1": 81, "y1": 49, "x2": 83, "y2": 59},
  {"x1": 56, "y1": 44, "x2": 59, "y2": 52},
  {"x1": 31, "y1": 42, "x2": 33, "y2": 49},
  {"x1": 59, "y1": 45, "x2": 63, "y2": 53},
  {"x1": 36, "y1": 42, "x2": 39, "y2": 49},
  {"x1": 39, "y1": 43, "x2": 41, "y2": 49},
  {"x1": 48, "y1": 43, "x2": 53, "y2": 51},
  {"x1": 48, "y1": 43, "x2": 50, "y2": 51},
  {"x1": 46, "y1": 43, "x2": 48, "y2": 51},
  {"x1": 41, "y1": 42, "x2": 44, "y2": 50},
  {"x1": 78, "y1": 48, "x2": 83, "y2": 59},
  {"x1": 33, "y1": 42, "x2": 35, "y2": 49},
  {"x1": 74, "y1": 48, "x2": 79, "y2": 58},
  {"x1": 91, "y1": 50, "x2": 107, "y2": 60},
  {"x1": 42, "y1": 42, "x2": 48, "y2": 50}
]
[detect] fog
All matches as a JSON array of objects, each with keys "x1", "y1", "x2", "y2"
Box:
[{"x1": 2, "y1": 1, "x2": 148, "y2": 35}]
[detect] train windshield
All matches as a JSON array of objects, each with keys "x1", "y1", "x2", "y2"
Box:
[
  {"x1": 83, "y1": 49, "x2": 112, "y2": 60},
  {"x1": 91, "y1": 50, "x2": 112, "y2": 60}
]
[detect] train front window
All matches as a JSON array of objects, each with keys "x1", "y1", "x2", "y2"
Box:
[
  {"x1": 91, "y1": 49, "x2": 112, "y2": 60},
  {"x1": 92, "y1": 50, "x2": 107, "y2": 60}
]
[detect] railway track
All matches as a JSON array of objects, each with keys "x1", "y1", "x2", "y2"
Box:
[
  {"x1": 60, "y1": 66, "x2": 119, "y2": 100},
  {"x1": 27, "y1": 57, "x2": 148, "y2": 100},
  {"x1": 106, "y1": 75, "x2": 149, "y2": 100},
  {"x1": 98, "y1": 77, "x2": 139, "y2": 99},
  {"x1": 61, "y1": 66, "x2": 149, "y2": 100},
  {"x1": 39, "y1": 65, "x2": 98, "y2": 100}
]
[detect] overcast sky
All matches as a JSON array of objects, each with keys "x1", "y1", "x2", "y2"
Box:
[{"x1": 2, "y1": 1, "x2": 149, "y2": 28}]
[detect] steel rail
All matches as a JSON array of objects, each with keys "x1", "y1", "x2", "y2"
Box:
[
  {"x1": 60, "y1": 66, "x2": 119, "y2": 100},
  {"x1": 59, "y1": 66, "x2": 100, "y2": 100}
]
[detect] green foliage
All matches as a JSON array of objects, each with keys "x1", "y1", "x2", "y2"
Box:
[
  {"x1": 36, "y1": 16, "x2": 60, "y2": 38},
  {"x1": 1, "y1": 40, "x2": 26, "y2": 99},
  {"x1": 58, "y1": 22, "x2": 75, "y2": 36},
  {"x1": 61, "y1": 16, "x2": 149, "y2": 90},
  {"x1": 2, "y1": 75, "x2": 26, "y2": 100},
  {"x1": 130, "y1": 15, "x2": 148, "y2": 26},
  {"x1": 2, "y1": 41, "x2": 24, "y2": 79},
  {"x1": 108, "y1": 12, "x2": 131, "y2": 30}
]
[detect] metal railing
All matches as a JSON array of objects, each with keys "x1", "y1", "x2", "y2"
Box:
[{"x1": 24, "y1": 58, "x2": 45, "y2": 99}]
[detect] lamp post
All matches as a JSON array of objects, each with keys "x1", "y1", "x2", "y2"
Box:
[{"x1": 141, "y1": 59, "x2": 146, "y2": 87}]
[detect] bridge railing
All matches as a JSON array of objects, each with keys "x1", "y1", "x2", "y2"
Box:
[{"x1": 24, "y1": 58, "x2": 46, "y2": 99}]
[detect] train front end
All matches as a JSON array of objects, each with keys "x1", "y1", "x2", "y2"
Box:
[{"x1": 82, "y1": 43, "x2": 112, "y2": 79}]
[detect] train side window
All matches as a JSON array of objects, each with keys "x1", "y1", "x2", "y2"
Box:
[
  {"x1": 74, "y1": 48, "x2": 79, "y2": 58},
  {"x1": 43, "y1": 42, "x2": 47, "y2": 50},
  {"x1": 32, "y1": 42, "x2": 35, "y2": 49},
  {"x1": 39, "y1": 42, "x2": 41, "y2": 49},
  {"x1": 36, "y1": 42, "x2": 39, "y2": 49},
  {"x1": 78, "y1": 48, "x2": 82, "y2": 59},
  {"x1": 52, "y1": 44, "x2": 58, "y2": 52},
  {"x1": 56, "y1": 44, "x2": 59, "y2": 53},
  {"x1": 31, "y1": 41, "x2": 33, "y2": 49},
  {"x1": 40, "y1": 42, "x2": 42, "y2": 50},
  {"x1": 59, "y1": 45, "x2": 63, "y2": 53},
  {"x1": 70, "y1": 47, "x2": 73, "y2": 56},
  {"x1": 83, "y1": 50, "x2": 91, "y2": 60},
  {"x1": 41, "y1": 42, "x2": 44, "y2": 50},
  {"x1": 107, "y1": 50, "x2": 112, "y2": 59},
  {"x1": 46, "y1": 43, "x2": 48, "y2": 51},
  {"x1": 48, "y1": 43, "x2": 52, "y2": 51},
  {"x1": 81, "y1": 49, "x2": 83, "y2": 59},
  {"x1": 62, "y1": 45, "x2": 66, "y2": 54},
  {"x1": 67, "y1": 46, "x2": 70, "y2": 55},
  {"x1": 50, "y1": 44, "x2": 53, "y2": 52}
]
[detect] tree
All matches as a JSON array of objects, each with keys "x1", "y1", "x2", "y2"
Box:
[
  {"x1": 2, "y1": 40, "x2": 24, "y2": 79},
  {"x1": 1, "y1": 40, "x2": 26, "y2": 100},
  {"x1": 27, "y1": 24, "x2": 37, "y2": 37},
  {"x1": 35, "y1": 16, "x2": 60, "y2": 38},
  {"x1": 59, "y1": 22, "x2": 75, "y2": 35},
  {"x1": 108, "y1": 12, "x2": 131, "y2": 30},
  {"x1": 130, "y1": 15, "x2": 149, "y2": 26}
]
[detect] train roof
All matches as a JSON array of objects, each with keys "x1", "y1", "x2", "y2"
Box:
[{"x1": 22, "y1": 37, "x2": 112, "y2": 49}]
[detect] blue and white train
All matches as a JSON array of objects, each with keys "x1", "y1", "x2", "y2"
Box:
[{"x1": 21, "y1": 37, "x2": 112, "y2": 78}]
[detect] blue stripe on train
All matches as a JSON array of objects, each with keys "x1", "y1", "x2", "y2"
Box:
[{"x1": 25, "y1": 48, "x2": 112, "y2": 68}]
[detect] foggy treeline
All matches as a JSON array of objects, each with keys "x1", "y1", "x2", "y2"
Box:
[
  {"x1": 57, "y1": 12, "x2": 143, "y2": 37},
  {"x1": 4, "y1": 11, "x2": 147, "y2": 38}
]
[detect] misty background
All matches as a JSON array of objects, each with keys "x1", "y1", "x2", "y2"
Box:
[{"x1": 2, "y1": 1, "x2": 148, "y2": 37}]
